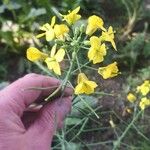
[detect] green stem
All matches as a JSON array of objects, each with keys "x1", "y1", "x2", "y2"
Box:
[
  {"x1": 74, "y1": 105, "x2": 101, "y2": 125},
  {"x1": 76, "y1": 56, "x2": 81, "y2": 73},
  {"x1": 84, "y1": 65, "x2": 98, "y2": 71},
  {"x1": 61, "y1": 51, "x2": 76, "y2": 91},
  {"x1": 69, "y1": 118, "x2": 88, "y2": 142},
  {"x1": 78, "y1": 95, "x2": 99, "y2": 119},
  {"x1": 35, "y1": 61, "x2": 53, "y2": 76},
  {"x1": 121, "y1": 0, "x2": 132, "y2": 19},
  {"x1": 132, "y1": 124, "x2": 150, "y2": 142},
  {"x1": 44, "y1": 85, "x2": 62, "y2": 101},
  {"x1": 113, "y1": 110, "x2": 142, "y2": 150},
  {"x1": 81, "y1": 46, "x2": 89, "y2": 50},
  {"x1": 72, "y1": 62, "x2": 90, "y2": 74},
  {"x1": 94, "y1": 91, "x2": 114, "y2": 96}
]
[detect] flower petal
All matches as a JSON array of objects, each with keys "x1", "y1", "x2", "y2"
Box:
[
  {"x1": 86, "y1": 81, "x2": 98, "y2": 88},
  {"x1": 45, "y1": 30, "x2": 55, "y2": 41},
  {"x1": 74, "y1": 83, "x2": 85, "y2": 94},
  {"x1": 51, "y1": 16, "x2": 56, "y2": 27},
  {"x1": 27, "y1": 47, "x2": 48, "y2": 62},
  {"x1": 36, "y1": 33, "x2": 45, "y2": 38},
  {"x1": 54, "y1": 24, "x2": 69, "y2": 38},
  {"x1": 45, "y1": 58, "x2": 61, "y2": 75},
  {"x1": 82, "y1": 82, "x2": 96, "y2": 94},
  {"x1": 98, "y1": 62, "x2": 119, "y2": 79},
  {"x1": 72, "y1": 6, "x2": 80, "y2": 14},
  {"x1": 77, "y1": 73, "x2": 88, "y2": 84},
  {"x1": 111, "y1": 40, "x2": 117, "y2": 51},
  {"x1": 75, "y1": 73, "x2": 97, "y2": 95},
  {"x1": 50, "y1": 44, "x2": 57, "y2": 57},
  {"x1": 40, "y1": 23, "x2": 51, "y2": 31},
  {"x1": 55, "y1": 48, "x2": 65, "y2": 62},
  {"x1": 90, "y1": 36, "x2": 101, "y2": 48},
  {"x1": 108, "y1": 26, "x2": 114, "y2": 39},
  {"x1": 45, "y1": 57, "x2": 54, "y2": 69},
  {"x1": 92, "y1": 53, "x2": 104, "y2": 64},
  {"x1": 100, "y1": 43, "x2": 107, "y2": 55},
  {"x1": 52, "y1": 61, "x2": 61, "y2": 75},
  {"x1": 86, "y1": 15, "x2": 106, "y2": 35},
  {"x1": 88, "y1": 47, "x2": 95, "y2": 62}
]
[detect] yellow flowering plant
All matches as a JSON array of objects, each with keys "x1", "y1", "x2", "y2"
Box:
[
  {"x1": 26, "y1": 6, "x2": 119, "y2": 117},
  {"x1": 126, "y1": 80, "x2": 150, "y2": 111}
]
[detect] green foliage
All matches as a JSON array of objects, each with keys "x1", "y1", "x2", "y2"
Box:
[
  {"x1": 118, "y1": 33, "x2": 145, "y2": 71},
  {"x1": 143, "y1": 41, "x2": 150, "y2": 58},
  {"x1": 0, "y1": 0, "x2": 55, "y2": 80}
]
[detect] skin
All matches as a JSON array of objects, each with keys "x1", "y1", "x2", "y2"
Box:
[{"x1": 0, "y1": 73, "x2": 72, "y2": 150}]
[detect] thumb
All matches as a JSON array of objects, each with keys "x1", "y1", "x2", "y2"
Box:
[{"x1": 27, "y1": 96, "x2": 72, "y2": 138}]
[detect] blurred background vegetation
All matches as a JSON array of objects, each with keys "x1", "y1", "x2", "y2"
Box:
[{"x1": 0, "y1": 0, "x2": 150, "y2": 149}]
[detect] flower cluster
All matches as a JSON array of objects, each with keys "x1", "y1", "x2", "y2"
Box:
[
  {"x1": 36, "y1": 16, "x2": 69, "y2": 41},
  {"x1": 127, "y1": 80, "x2": 150, "y2": 110},
  {"x1": 26, "y1": 6, "x2": 120, "y2": 95},
  {"x1": 137, "y1": 80, "x2": 150, "y2": 96}
]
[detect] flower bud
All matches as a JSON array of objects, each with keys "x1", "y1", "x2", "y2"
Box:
[
  {"x1": 74, "y1": 27, "x2": 80, "y2": 36},
  {"x1": 77, "y1": 36, "x2": 81, "y2": 42},
  {"x1": 72, "y1": 51, "x2": 76, "y2": 58},
  {"x1": 83, "y1": 40, "x2": 90, "y2": 45},
  {"x1": 80, "y1": 24, "x2": 85, "y2": 32},
  {"x1": 65, "y1": 34, "x2": 72, "y2": 41}
]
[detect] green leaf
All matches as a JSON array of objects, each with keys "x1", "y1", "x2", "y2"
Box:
[
  {"x1": 0, "y1": 5, "x2": 6, "y2": 13},
  {"x1": 27, "y1": 8, "x2": 47, "y2": 19},
  {"x1": 65, "y1": 117, "x2": 82, "y2": 125},
  {"x1": 0, "y1": 82, "x2": 9, "y2": 90},
  {"x1": 72, "y1": 95, "x2": 98, "y2": 115},
  {"x1": 5, "y1": 2, "x2": 21, "y2": 10},
  {"x1": 143, "y1": 42, "x2": 150, "y2": 58},
  {"x1": 66, "y1": 142, "x2": 81, "y2": 150}
]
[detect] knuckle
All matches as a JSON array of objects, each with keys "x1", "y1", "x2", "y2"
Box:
[
  {"x1": 41, "y1": 76, "x2": 60, "y2": 88},
  {"x1": 24, "y1": 73, "x2": 39, "y2": 78}
]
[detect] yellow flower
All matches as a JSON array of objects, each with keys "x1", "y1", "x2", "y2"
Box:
[
  {"x1": 36, "y1": 16, "x2": 56, "y2": 41},
  {"x1": 137, "y1": 80, "x2": 150, "y2": 96},
  {"x1": 26, "y1": 47, "x2": 48, "y2": 61},
  {"x1": 86, "y1": 15, "x2": 106, "y2": 36},
  {"x1": 100, "y1": 26, "x2": 117, "y2": 50},
  {"x1": 61, "y1": 6, "x2": 81, "y2": 25},
  {"x1": 45, "y1": 45, "x2": 65, "y2": 75},
  {"x1": 75, "y1": 73, "x2": 98, "y2": 94},
  {"x1": 98, "y1": 62, "x2": 119, "y2": 79},
  {"x1": 88, "y1": 36, "x2": 106, "y2": 64},
  {"x1": 127, "y1": 93, "x2": 136, "y2": 103},
  {"x1": 139, "y1": 97, "x2": 150, "y2": 110},
  {"x1": 54, "y1": 24, "x2": 69, "y2": 39}
]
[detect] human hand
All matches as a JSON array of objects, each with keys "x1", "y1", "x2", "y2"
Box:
[{"x1": 0, "y1": 74, "x2": 72, "y2": 150}]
